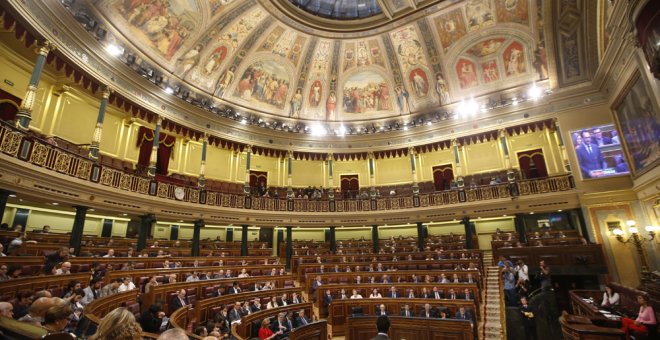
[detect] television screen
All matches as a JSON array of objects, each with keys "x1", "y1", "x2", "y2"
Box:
[{"x1": 569, "y1": 124, "x2": 630, "y2": 179}]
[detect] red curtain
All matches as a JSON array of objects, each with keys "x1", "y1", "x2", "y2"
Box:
[
  {"x1": 517, "y1": 149, "x2": 548, "y2": 179},
  {"x1": 249, "y1": 170, "x2": 268, "y2": 187},
  {"x1": 136, "y1": 126, "x2": 176, "y2": 175},
  {"x1": 432, "y1": 164, "x2": 454, "y2": 191},
  {"x1": 340, "y1": 175, "x2": 360, "y2": 193},
  {"x1": 0, "y1": 89, "x2": 20, "y2": 121}
]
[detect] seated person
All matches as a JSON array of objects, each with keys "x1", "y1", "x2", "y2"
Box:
[
  {"x1": 620, "y1": 295, "x2": 656, "y2": 338},
  {"x1": 601, "y1": 286, "x2": 620, "y2": 308}
]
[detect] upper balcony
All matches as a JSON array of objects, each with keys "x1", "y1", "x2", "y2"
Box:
[{"x1": 0, "y1": 121, "x2": 580, "y2": 226}]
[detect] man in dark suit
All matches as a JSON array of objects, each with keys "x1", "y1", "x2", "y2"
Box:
[
  {"x1": 375, "y1": 304, "x2": 388, "y2": 316},
  {"x1": 250, "y1": 298, "x2": 262, "y2": 313},
  {"x1": 295, "y1": 309, "x2": 311, "y2": 327},
  {"x1": 576, "y1": 131, "x2": 606, "y2": 178},
  {"x1": 370, "y1": 315, "x2": 390, "y2": 340},
  {"x1": 432, "y1": 286, "x2": 443, "y2": 299},
  {"x1": 463, "y1": 288, "x2": 473, "y2": 301},
  {"x1": 311, "y1": 276, "x2": 323, "y2": 293},
  {"x1": 399, "y1": 304, "x2": 413, "y2": 317},
  {"x1": 455, "y1": 306, "x2": 473, "y2": 322},
  {"x1": 323, "y1": 289, "x2": 333, "y2": 307},
  {"x1": 420, "y1": 303, "x2": 435, "y2": 318},
  {"x1": 228, "y1": 282, "x2": 241, "y2": 294},
  {"x1": 228, "y1": 302, "x2": 242, "y2": 323},
  {"x1": 447, "y1": 288, "x2": 458, "y2": 300},
  {"x1": 170, "y1": 289, "x2": 188, "y2": 311},
  {"x1": 270, "y1": 312, "x2": 290, "y2": 339},
  {"x1": 520, "y1": 297, "x2": 537, "y2": 340},
  {"x1": 387, "y1": 287, "x2": 399, "y2": 298}
]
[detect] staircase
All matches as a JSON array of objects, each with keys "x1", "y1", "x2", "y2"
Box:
[{"x1": 483, "y1": 251, "x2": 505, "y2": 340}]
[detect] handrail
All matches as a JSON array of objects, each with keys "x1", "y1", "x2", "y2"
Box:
[{"x1": 0, "y1": 121, "x2": 575, "y2": 213}]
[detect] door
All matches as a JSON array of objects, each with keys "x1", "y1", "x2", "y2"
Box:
[
  {"x1": 517, "y1": 149, "x2": 548, "y2": 179},
  {"x1": 340, "y1": 175, "x2": 359, "y2": 198},
  {"x1": 432, "y1": 164, "x2": 454, "y2": 191},
  {"x1": 249, "y1": 170, "x2": 268, "y2": 195},
  {"x1": 259, "y1": 227, "x2": 274, "y2": 248}
]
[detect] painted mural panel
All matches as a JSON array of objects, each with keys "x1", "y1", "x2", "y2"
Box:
[
  {"x1": 613, "y1": 76, "x2": 660, "y2": 176},
  {"x1": 494, "y1": 0, "x2": 529, "y2": 25},
  {"x1": 467, "y1": 38, "x2": 506, "y2": 57},
  {"x1": 234, "y1": 60, "x2": 291, "y2": 110},
  {"x1": 409, "y1": 68, "x2": 430, "y2": 98},
  {"x1": 390, "y1": 26, "x2": 428, "y2": 72},
  {"x1": 481, "y1": 60, "x2": 500, "y2": 83},
  {"x1": 503, "y1": 41, "x2": 526, "y2": 77},
  {"x1": 309, "y1": 80, "x2": 323, "y2": 108},
  {"x1": 310, "y1": 40, "x2": 332, "y2": 74},
  {"x1": 433, "y1": 9, "x2": 468, "y2": 52},
  {"x1": 343, "y1": 42, "x2": 356, "y2": 71},
  {"x1": 342, "y1": 71, "x2": 392, "y2": 114},
  {"x1": 465, "y1": 0, "x2": 495, "y2": 32},
  {"x1": 456, "y1": 58, "x2": 479, "y2": 89}
]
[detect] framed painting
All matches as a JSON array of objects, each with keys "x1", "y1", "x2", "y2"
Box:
[{"x1": 612, "y1": 72, "x2": 660, "y2": 177}]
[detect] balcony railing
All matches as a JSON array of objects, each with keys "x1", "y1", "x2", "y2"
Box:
[{"x1": 0, "y1": 122, "x2": 575, "y2": 213}]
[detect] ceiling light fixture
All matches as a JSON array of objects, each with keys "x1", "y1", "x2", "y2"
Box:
[
  {"x1": 240, "y1": 119, "x2": 247, "y2": 125},
  {"x1": 164, "y1": 87, "x2": 174, "y2": 95},
  {"x1": 105, "y1": 44, "x2": 124, "y2": 57},
  {"x1": 311, "y1": 124, "x2": 327, "y2": 136},
  {"x1": 527, "y1": 85, "x2": 542, "y2": 101}
]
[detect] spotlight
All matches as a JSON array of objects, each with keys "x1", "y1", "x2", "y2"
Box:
[
  {"x1": 240, "y1": 118, "x2": 247, "y2": 125},
  {"x1": 126, "y1": 54, "x2": 136, "y2": 65},
  {"x1": 60, "y1": 0, "x2": 75, "y2": 8},
  {"x1": 311, "y1": 124, "x2": 327, "y2": 136},
  {"x1": 458, "y1": 98, "x2": 478, "y2": 116},
  {"x1": 527, "y1": 86, "x2": 541, "y2": 100},
  {"x1": 105, "y1": 44, "x2": 124, "y2": 57},
  {"x1": 164, "y1": 87, "x2": 174, "y2": 94},
  {"x1": 337, "y1": 125, "x2": 347, "y2": 136}
]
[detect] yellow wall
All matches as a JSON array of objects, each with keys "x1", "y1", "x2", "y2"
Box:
[
  {"x1": 427, "y1": 221, "x2": 465, "y2": 235},
  {"x1": 290, "y1": 228, "x2": 326, "y2": 241},
  {"x1": 291, "y1": 160, "x2": 324, "y2": 187},
  {"x1": 379, "y1": 225, "x2": 417, "y2": 238},
  {"x1": 474, "y1": 217, "x2": 515, "y2": 250},
  {"x1": 374, "y1": 157, "x2": 413, "y2": 185},
  {"x1": 251, "y1": 154, "x2": 283, "y2": 186},
  {"x1": 463, "y1": 140, "x2": 505, "y2": 174},
  {"x1": 508, "y1": 129, "x2": 563, "y2": 175},
  {"x1": 336, "y1": 227, "x2": 372, "y2": 240}
]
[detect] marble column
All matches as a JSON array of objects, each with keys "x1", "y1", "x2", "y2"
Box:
[
  {"x1": 147, "y1": 116, "x2": 162, "y2": 177},
  {"x1": 69, "y1": 206, "x2": 88, "y2": 256},
  {"x1": 89, "y1": 87, "x2": 111, "y2": 160},
  {"x1": 16, "y1": 41, "x2": 53, "y2": 130}
]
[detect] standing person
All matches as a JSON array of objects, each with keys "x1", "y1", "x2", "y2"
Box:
[
  {"x1": 139, "y1": 304, "x2": 165, "y2": 333},
  {"x1": 503, "y1": 266, "x2": 517, "y2": 306},
  {"x1": 539, "y1": 261, "x2": 551, "y2": 291},
  {"x1": 620, "y1": 295, "x2": 657, "y2": 340},
  {"x1": 371, "y1": 315, "x2": 390, "y2": 340},
  {"x1": 520, "y1": 297, "x2": 537, "y2": 340}
]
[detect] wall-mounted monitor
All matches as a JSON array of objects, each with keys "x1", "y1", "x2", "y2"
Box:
[{"x1": 569, "y1": 124, "x2": 629, "y2": 179}]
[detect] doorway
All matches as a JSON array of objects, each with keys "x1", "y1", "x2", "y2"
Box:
[
  {"x1": 517, "y1": 149, "x2": 548, "y2": 179},
  {"x1": 432, "y1": 164, "x2": 454, "y2": 191}
]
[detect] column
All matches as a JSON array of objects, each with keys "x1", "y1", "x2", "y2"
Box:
[
  {"x1": 16, "y1": 41, "x2": 53, "y2": 130},
  {"x1": 368, "y1": 152, "x2": 376, "y2": 197},
  {"x1": 243, "y1": 145, "x2": 252, "y2": 195},
  {"x1": 461, "y1": 217, "x2": 474, "y2": 249},
  {"x1": 416, "y1": 222, "x2": 425, "y2": 251},
  {"x1": 575, "y1": 209, "x2": 591, "y2": 243},
  {"x1": 147, "y1": 116, "x2": 162, "y2": 177},
  {"x1": 198, "y1": 134, "x2": 208, "y2": 188},
  {"x1": 192, "y1": 220, "x2": 204, "y2": 257},
  {"x1": 69, "y1": 206, "x2": 88, "y2": 256},
  {"x1": 88, "y1": 87, "x2": 111, "y2": 160},
  {"x1": 410, "y1": 147, "x2": 419, "y2": 195},
  {"x1": 553, "y1": 118, "x2": 571, "y2": 173},
  {"x1": 327, "y1": 153, "x2": 335, "y2": 199},
  {"x1": 452, "y1": 139, "x2": 464, "y2": 187},
  {"x1": 501, "y1": 129, "x2": 519, "y2": 197},
  {"x1": 286, "y1": 151, "x2": 294, "y2": 198},
  {"x1": 286, "y1": 226, "x2": 293, "y2": 270},
  {"x1": 241, "y1": 225, "x2": 249, "y2": 256},
  {"x1": 372, "y1": 225, "x2": 379, "y2": 253},
  {"x1": 329, "y1": 226, "x2": 337, "y2": 253},
  {"x1": 514, "y1": 214, "x2": 527, "y2": 244},
  {"x1": 138, "y1": 214, "x2": 155, "y2": 251},
  {"x1": 0, "y1": 190, "x2": 14, "y2": 224}
]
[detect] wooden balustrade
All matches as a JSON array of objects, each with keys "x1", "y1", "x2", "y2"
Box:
[
  {"x1": 559, "y1": 312, "x2": 625, "y2": 340},
  {"x1": 298, "y1": 261, "x2": 482, "y2": 283},
  {"x1": 81, "y1": 290, "x2": 140, "y2": 333},
  {"x1": 329, "y1": 298, "x2": 476, "y2": 337},
  {"x1": 491, "y1": 237, "x2": 583, "y2": 250},
  {"x1": 291, "y1": 250, "x2": 483, "y2": 274},
  {"x1": 315, "y1": 284, "x2": 480, "y2": 321},
  {"x1": 142, "y1": 275, "x2": 294, "y2": 314},
  {"x1": 0, "y1": 273, "x2": 90, "y2": 300},
  {"x1": 232, "y1": 302, "x2": 314, "y2": 340},
  {"x1": 15, "y1": 243, "x2": 272, "y2": 257},
  {"x1": 105, "y1": 263, "x2": 285, "y2": 284},
  {"x1": 346, "y1": 315, "x2": 474, "y2": 340}
]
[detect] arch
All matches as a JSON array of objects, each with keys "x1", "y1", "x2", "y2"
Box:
[{"x1": 338, "y1": 65, "x2": 396, "y2": 120}]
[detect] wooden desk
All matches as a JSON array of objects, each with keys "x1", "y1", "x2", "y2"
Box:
[
  {"x1": 0, "y1": 316, "x2": 48, "y2": 339},
  {"x1": 289, "y1": 320, "x2": 327, "y2": 340},
  {"x1": 327, "y1": 297, "x2": 476, "y2": 336},
  {"x1": 81, "y1": 290, "x2": 140, "y2": 335},
  {"x1": 494, "y1": 244, "x2": 606, "y2": 273},
  {"x1": 559, "y1": 313, "x2": 625, "y2": 340},
  {"x1": 0, "y1": 273, "x2": 90, "y2": 299},
  {"x1": 345, "y1": 315, "x2": 474, "y2": 340}
]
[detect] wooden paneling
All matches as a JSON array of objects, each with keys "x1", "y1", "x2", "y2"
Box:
[{"x1": 346, "y1": 315, "x2": 473, "y2": 340}]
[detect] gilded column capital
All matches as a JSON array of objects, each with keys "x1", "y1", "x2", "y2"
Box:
[
  {"x1": 155, "y1": 115, "x2": 163, "y2": 126},
  {"x1": 36, "y1": 40, "x2": 54, "y2": 56},
  {"x1": 101, "y1": 86, "x2": 112, "y2": 99}
]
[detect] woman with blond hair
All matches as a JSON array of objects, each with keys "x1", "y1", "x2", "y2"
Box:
[{"x1": 89, "y1": 307, "x2": 142, "y2": 340}]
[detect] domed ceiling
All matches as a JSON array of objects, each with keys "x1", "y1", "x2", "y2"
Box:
[{"x1": 66, "y1": 0, "x2": 586, "y2": 134}]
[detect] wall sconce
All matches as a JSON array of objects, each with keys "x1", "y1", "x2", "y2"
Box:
[{"x1": 611, "y1": 220, "x2": 658, "y2": 283}]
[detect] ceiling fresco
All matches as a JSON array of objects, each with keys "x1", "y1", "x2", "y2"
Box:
[{"x1": 85, "y1": 0, "x2": 556, "y2": 124}]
